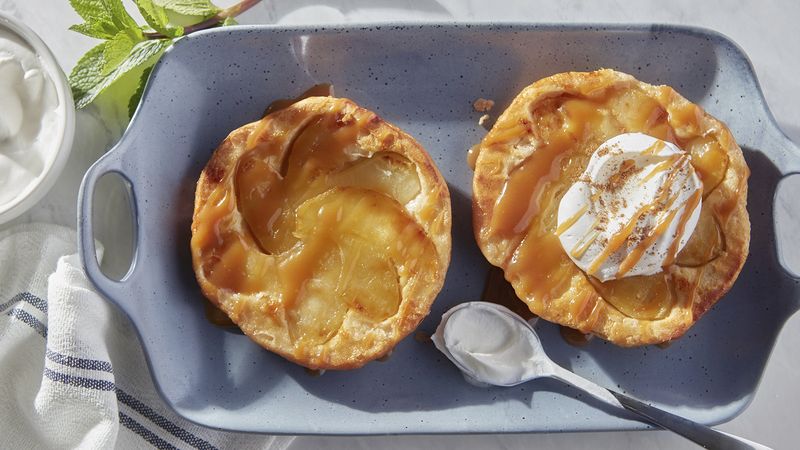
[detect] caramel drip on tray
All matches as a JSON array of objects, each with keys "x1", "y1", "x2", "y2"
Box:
[{"x1": 263, "y1": 83, "x2": 334, "y2": 116}]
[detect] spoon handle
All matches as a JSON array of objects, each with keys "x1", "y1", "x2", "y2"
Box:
[
  {"x1": 549, "y1": 365, "x2": 770, "y2": 449},
  {"x1": 609, "y1": 390, "x2": 771, "y2": 450}
]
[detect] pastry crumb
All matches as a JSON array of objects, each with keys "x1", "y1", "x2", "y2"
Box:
[
  {"x1": 473, "y1": 98, "x2": 495, "y2": 112},
  {"x1": 478, "y1": 114, "x2": 491, "y2": 128}
]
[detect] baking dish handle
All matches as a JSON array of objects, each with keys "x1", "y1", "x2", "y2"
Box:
[
  {"x1": 77, "y1": 147, "x2": 139, "y2": 303},
  {"x1": 774, "y1": 171, "x2": 800, "y2": 280},
  {"x1": 773, "y1": 130, "x2": 800, "y2": 281}
]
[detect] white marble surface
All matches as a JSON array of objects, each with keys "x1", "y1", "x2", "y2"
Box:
[{"x1": 2, "y1": 0, "x2": 798, "y2": 448}]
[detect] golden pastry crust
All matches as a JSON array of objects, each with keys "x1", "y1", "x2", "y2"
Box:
[
  {"x1": 191, "y1": 97, "x2": 451, "y2": 369},
  {"x1": 472, "y1": 69, "x2": 750, "y2": 346}
]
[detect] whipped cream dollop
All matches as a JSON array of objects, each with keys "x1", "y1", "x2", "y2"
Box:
[
  {"x1": 557, "y1": 133, "x2": 703, "y2": 282},
  {"x1": 432, "y1": 302, "x2": 546, "y2": 387},
  {"x1": 0, "y1": 28, "x2": 62, "y2": 210}
]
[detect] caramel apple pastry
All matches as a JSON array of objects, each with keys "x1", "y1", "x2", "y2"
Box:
[
  {"x1": 472, "y1": 69, "x2": 750, "y2": 346},
  {"x1": 191, "y1": 96, "x2": 451, "y2": 369}
]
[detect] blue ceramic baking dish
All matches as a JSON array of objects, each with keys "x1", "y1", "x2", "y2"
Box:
[{"x1": 78, "y1": 23, "x2": 800, "y2": 434}]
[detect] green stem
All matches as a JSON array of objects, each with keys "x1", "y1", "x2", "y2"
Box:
[{"x1": 144, "y1": 0, "x2": 262, "y2": 39}]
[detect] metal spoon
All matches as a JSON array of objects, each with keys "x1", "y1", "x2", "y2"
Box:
[{"x1": 432, "y1": 302, "x2": 770, "y2": 450}]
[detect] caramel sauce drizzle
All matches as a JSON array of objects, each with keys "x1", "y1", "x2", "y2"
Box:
[
  {"x1": 585, "y1": 155, "x2": 687, "y2": 276},
  {"x1": 263, "y1": 83, "x2": 334, "y2": 116},
  {"x1": 481, "y1": 265, "x2": 537, "y2": 321},
  {"x1": 614, "y1": 154, "x2": 696, "y2": 276},
  {"x1": 556, "y1": 204, "x2": 589, "y2": 236},
  {"x1": 570, "y1": 216, "x2": 601, "y2": 259},
  {"x1": 662, "y1": 189, "x2": 703, "y2": 266},
  {"x1": 586, "y1": 208, "x2": 646, "y2": 276},
  {"x1": 571, "y1": 229, "x2": 599, "y2": 259},
  {"x1": 489, "y1": 133, "x2": 573, "y2": 237},
  {"x1": 615, "y1": 195, "x2": 681, "y2": 277},
  {"x1": 414, "y1": 331, "x2": 432, "y2": 343},
  {"x1": 639, "y1": 153, "x2": 686, "y2": 186},
  {"x1": 277, "y1": 205, "x2": 340, "y2": 310},
  {"x1": 640, "y1": 139, "x2": 666, "y2": 156},
  {"x1": 204, "y1": 299, "x2": 237, "y2": 327},
  {"x1": 560, "y1": 326, "x2": 592, "y2": 347},
  {"x1": 245, "y1": 117, "x2": 270, "y2": 151}
]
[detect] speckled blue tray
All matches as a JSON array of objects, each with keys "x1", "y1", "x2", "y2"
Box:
[{"x1": 78, "y1": 23, "x2": 800, "y2": 434}]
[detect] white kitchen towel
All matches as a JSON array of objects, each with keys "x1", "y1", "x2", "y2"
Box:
[{"x1": 0, "y1": 223, "x2": 295, "y2": 449}]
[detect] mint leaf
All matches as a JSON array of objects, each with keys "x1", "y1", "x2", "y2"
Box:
[
  {"x1": 69, "y1": 0, "x2": 121, "y2": 38},
  {"x1": 69, "y1": 41, "x2": 108, "y2": 102},
  {"x1": 73, "y1": 38, "x2": 172, "y2": 109},
  {"x1": 105, "y1": 0, "x2": 140, "y2": 32},
  {"x1": 69, "y1": 0, "x2": 142, "y2": 41},
  {"x1": 69, "y1": 22, "x2": 115, "y2": 40},
  {"x1": 102, "y1": 31, "x2": 137, "y2": 75},
  {"x1": 69, "y1": 0, "x2": 258, "y2": 113},
  {"x1": 128, "y1": 66, "x2": 153, "y2": 117},
  {"x1": 134, "y1": 0, "x2": 183, "y2": 37},
  {"x1": 70, "y1": 0, "x2": 113, "y2": 25},
  {"x1": 135, "y1": 0, "x2": 169, "y2": 31},
  {"x1": 154, "y1": 0, "x2": 220, "y2": 18}
]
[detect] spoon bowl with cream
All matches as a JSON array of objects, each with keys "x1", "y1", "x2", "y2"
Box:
[{"x1": 433, "y1": 301, "x2": 770, "y2": 450}]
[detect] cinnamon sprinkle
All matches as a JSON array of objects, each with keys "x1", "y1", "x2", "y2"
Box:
[{"x1": 593, "y1": 159, "x2": 643, "y2": 196}]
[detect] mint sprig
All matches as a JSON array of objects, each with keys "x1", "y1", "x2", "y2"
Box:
[
  {"x1": 155, "y1": 0, "x2": 220, "y2": 18},
  {"x1": 68, "y1": 0, "x2": 261, "y2": 117}
]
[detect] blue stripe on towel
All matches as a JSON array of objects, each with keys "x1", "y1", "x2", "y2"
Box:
[
  {"x1": 44, "y1": 365, "x2": 216, "y2": 450},
  {"x1": 117, "y1": 389, "x2": 218, "y2": 450},
  {"x1": 119, "y1": 411, "x2": 179, "y2": 450},
  {"x1": 43, "y1": 367, "x2": 115, "y2": 391},
  {"x1": 1, "y1": 292, "x2": 48, "y2": 314},
  {"x1": 10, "y1": 291, "x2": 216, "y2": 450},
  {"x1": 46, "y1": 349, "x2": 114, "y2": 373},
  {"x1": 7, "y1": 308, "x2": 47, "y2": 338}
]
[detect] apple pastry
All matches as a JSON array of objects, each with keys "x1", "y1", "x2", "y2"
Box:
[
  {"x1": 191, "y1": 96, "x2": 451, "y2": 369},
  {"x1": 472, "y1": 69, "x2": 749, "y2": 346}
]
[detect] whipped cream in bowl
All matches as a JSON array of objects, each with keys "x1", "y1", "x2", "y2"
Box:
[
  {"x1": 557, "y1": 133, "x2": 703, "y2": 282},
  {"x1": 0, "y1": 13, "x2": 74, "y2": 224}
]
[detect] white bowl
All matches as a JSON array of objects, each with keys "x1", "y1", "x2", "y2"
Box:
[{"x1": 0, "y1": 12, "x2": 75, "y2": 224}]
